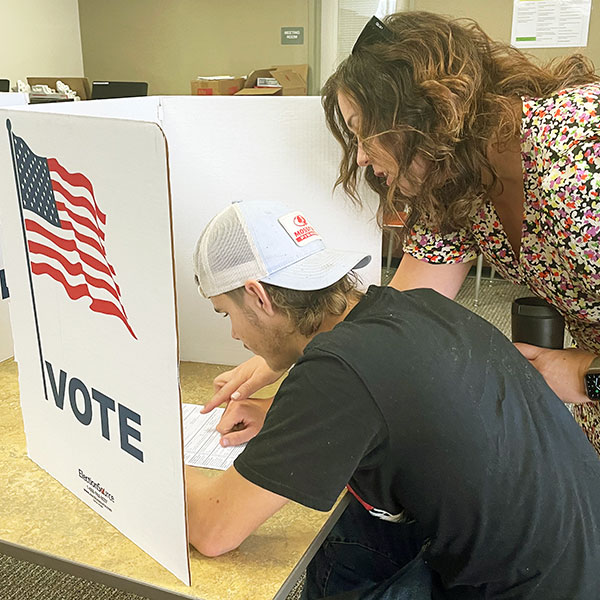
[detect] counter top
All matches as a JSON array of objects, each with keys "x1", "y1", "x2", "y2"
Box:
[{"x1": 0, "y1": 358, "x2": 342, "y2": 599}]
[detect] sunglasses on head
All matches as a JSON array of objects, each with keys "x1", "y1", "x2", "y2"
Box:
[{"x1": 352, "y1": 16, "x2": 393, "y2": 54}]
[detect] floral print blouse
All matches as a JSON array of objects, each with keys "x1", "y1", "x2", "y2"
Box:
[{"x1": 404, "y1": 84, "x2": 600, "y2": 452}]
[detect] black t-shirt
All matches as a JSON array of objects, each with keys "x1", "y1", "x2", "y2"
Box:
[{"x1": 235, "y1": 287, "x2": 600, "y2": 599}]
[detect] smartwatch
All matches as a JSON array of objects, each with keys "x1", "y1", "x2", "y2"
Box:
[{"x1": 584, "y1": 356, "x2": 600, "y2": 401}]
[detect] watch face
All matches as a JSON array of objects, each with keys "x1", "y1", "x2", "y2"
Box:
[{"x1": 585, "y1": 373, "x2": 600, "y2": 401}]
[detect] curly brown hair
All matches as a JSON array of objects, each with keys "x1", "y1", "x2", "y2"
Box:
[{"x1": 322, "y1": 11, "x2": 598, "y2": 235}]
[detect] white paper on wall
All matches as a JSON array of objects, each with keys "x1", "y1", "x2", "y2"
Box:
[
  {"x1": 511, "y1": 0, "x2": 592, "y2": 48},
  {"x1": 0, "y1": 111, "x2": 190, "y2": 585}
]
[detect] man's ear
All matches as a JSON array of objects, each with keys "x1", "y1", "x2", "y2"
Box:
[{"x1": 244, "y1": 280, "x2": 276, "y2": 316}]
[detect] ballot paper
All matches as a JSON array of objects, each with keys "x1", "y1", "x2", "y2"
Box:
[{"x1": 182, "y1": 404, "x2": 247, "y2": 470}]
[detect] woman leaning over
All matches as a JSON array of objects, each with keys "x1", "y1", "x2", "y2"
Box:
[{"x1": 208, "y1": 12, "x2": 600, "y2": 454}]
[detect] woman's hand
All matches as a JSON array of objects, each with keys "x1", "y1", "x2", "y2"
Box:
[
  {"x1": 202, "y1": 355, "x2": 284, "y2": 414},
  {"x1": 215, "y1": 397, "x2": 274, "y2": 447},
  {"x1": 514, "y1": 344, "x2": 597, "y2": 405}
]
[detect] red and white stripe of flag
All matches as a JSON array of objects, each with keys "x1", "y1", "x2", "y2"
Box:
[{"x1": 24, "y1": 158, "x2": 136, "y2": 339}]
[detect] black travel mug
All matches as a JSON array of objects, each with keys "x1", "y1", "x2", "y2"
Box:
[{"x1": 511, "y1": 297, "x2": 565, "y2": 349}]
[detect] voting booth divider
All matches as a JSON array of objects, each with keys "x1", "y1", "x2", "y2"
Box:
[
  {"x1": 0, "y1": 96, "x2": 381, "y2": 585},
  {"x1": 0, "y1": 241, "x2": 12, "y2": 361},
  {"x1": 0, "y1": 93, "x2": 28, "y2": 361}
]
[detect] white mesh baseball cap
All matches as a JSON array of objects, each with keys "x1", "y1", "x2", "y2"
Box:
[{"x1": 194, "y1": 200, "x2": 371, "y2": 298}]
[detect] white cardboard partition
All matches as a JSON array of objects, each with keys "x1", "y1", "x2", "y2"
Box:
[
  {"x1": 0, "y1": 92, "x2": 28, "y2": 107},
  {"x1": 0, "y1": 112, "x2": 189, "y2": 584},
  {"x1": 162, "y1": 96, "x2": 381, "y2": 364},
  {"x1": 14, "y1": 96, "x2": 382, "y2": 365},
  {"x1": 20, "y1": 95, "x2": 162, "y2": 122},
  {"x1": 0, "y1": 241, "x2": 12, "y2": 361},
  {"x1": 0, "y1": 92, "x2": 28, "y2": 360},
  {"x1": 0, "y1": 96, "x2": 381, "y2": 584}
]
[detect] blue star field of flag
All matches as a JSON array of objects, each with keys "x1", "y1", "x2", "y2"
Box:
[{"x1": 13, "y1": 135, "x2": 61, "y2": 227}]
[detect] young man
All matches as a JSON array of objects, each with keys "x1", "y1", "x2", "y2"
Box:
[{"x1": 187, "y1": 199, "x2": 600, "y2": 600}]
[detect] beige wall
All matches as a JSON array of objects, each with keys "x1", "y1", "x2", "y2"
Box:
[
  {"x1": 414, "y1": 0, "x2": 600, "y2": 65},
  {"x1": 78, "y1": 0, "x2": 311, "y2": 95},
  {"x1": 0, "y1": 0, "x2": 84, "y2": 86}
]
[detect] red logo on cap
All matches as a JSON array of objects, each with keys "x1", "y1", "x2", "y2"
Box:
[
  {"x1": 279, "y1": 211, "x2": 320, "y2": 246},
  {"x1": 293, "y1": 214, "x2": 307, "y2": 227}
]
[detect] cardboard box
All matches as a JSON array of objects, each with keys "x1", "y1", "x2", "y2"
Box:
[
  {"x1": 272, "y1": 64, "x2": 308, "y2": 96},
  {"x1": 27, "y1": 77, "x2": 91, "y2": 100},
  {"x1": 235, "y1": 64, "x2": 308, "y2": 96},
  {"x1": 235, "y1": 87, "x2": 282, "y2": 96},
  {"x1": 236, "y1": 69, "x2": 281, "y2": 96},
  {"x1": 190, "y1": 77, "x2": 245, "y2": 96}
]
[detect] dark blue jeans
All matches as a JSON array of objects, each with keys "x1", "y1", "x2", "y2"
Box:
[{"x1": 301, "y1": 495, "x2": 433, "y2": 600}]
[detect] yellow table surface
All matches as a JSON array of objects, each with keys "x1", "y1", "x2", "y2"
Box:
[{"x1": 0, "y1": 358, "x2": 342, "y2": 600}]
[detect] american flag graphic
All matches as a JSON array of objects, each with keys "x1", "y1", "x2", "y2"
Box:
[{"x1": 11, "y1": 131, "x2": 136, "y2": 339}]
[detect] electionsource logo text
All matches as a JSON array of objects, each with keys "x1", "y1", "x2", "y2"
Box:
[{"x1": 78, "y1": 468, "x2": 115, "y2": 503}]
